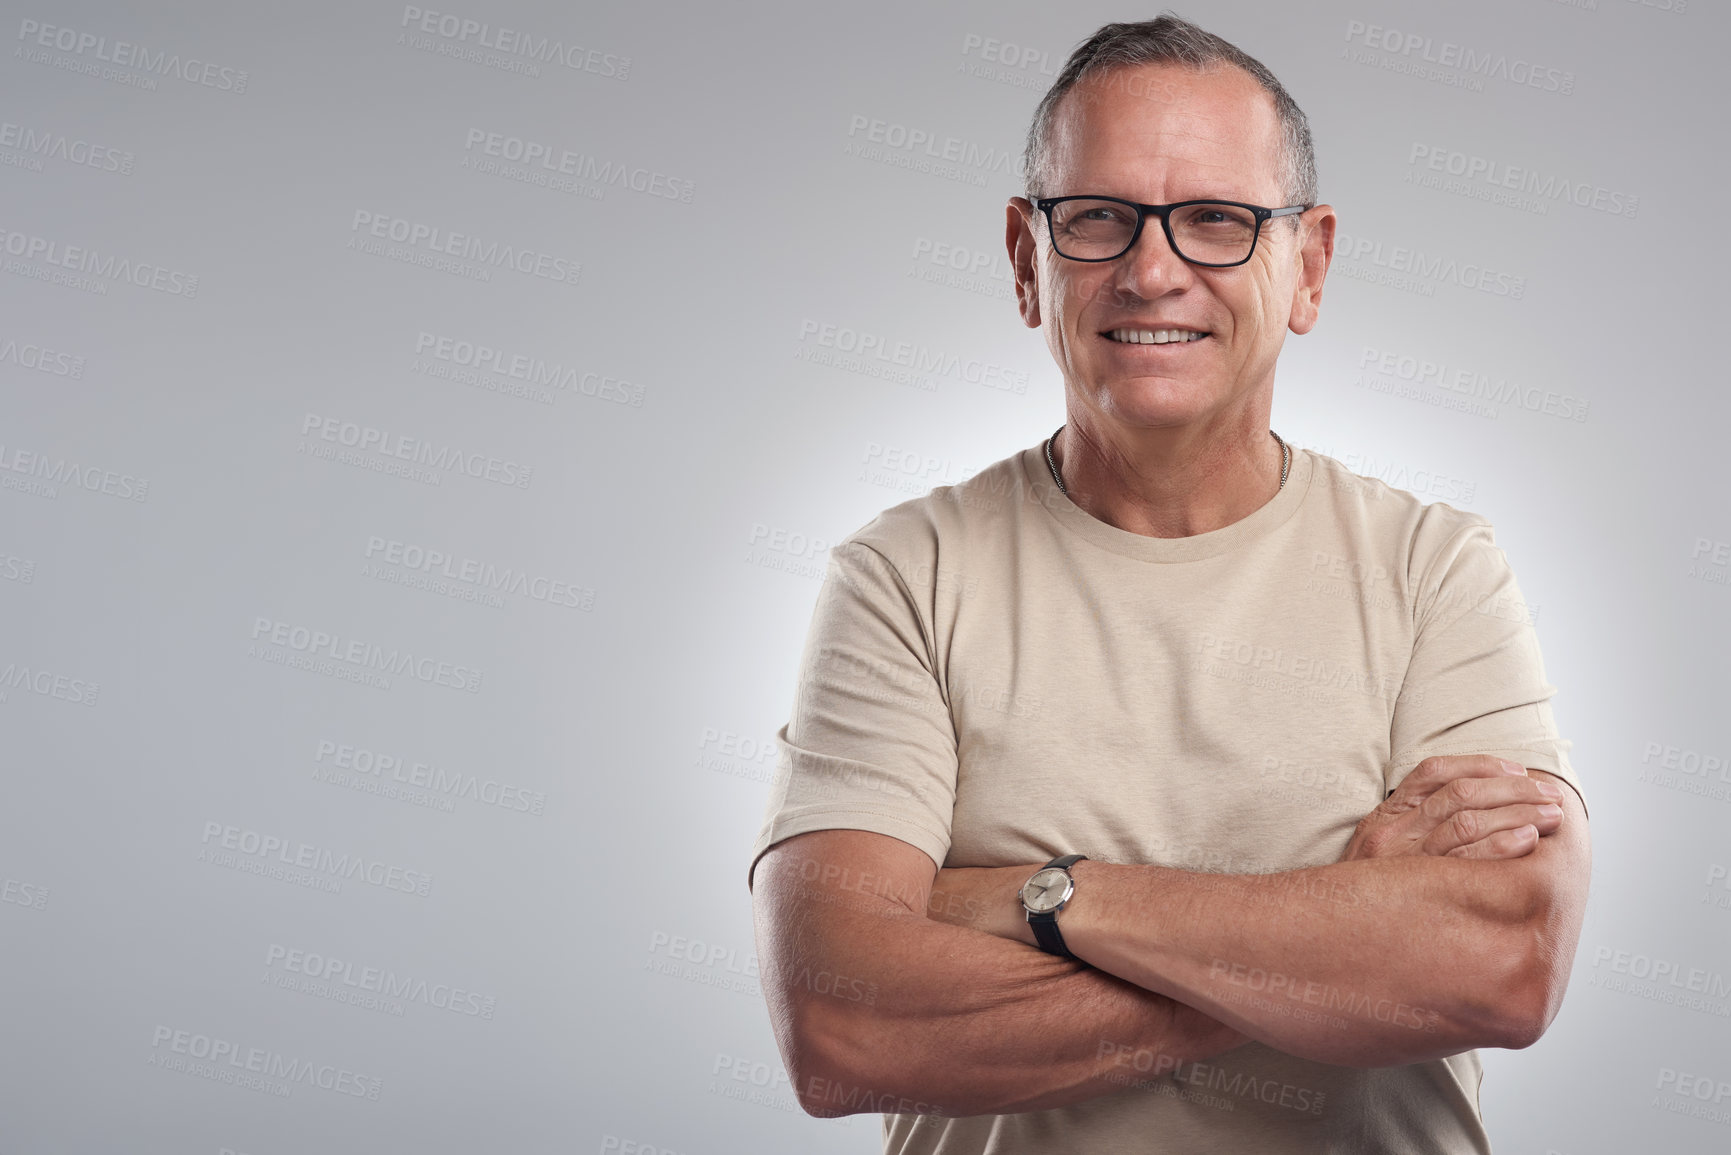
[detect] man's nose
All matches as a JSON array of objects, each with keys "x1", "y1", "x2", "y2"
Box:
[{"x1": 1109, "y1": 216, "x2": 1193, "y2": 299}]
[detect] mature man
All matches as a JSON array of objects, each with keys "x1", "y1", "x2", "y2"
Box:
[{"x1": 748, "y1": 15, "x2": 1588, "y2": 1153}]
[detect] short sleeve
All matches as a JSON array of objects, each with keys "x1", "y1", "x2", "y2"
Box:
[
  {"x1": 746, "y1": 541, "x2": 960, "y2": 890},
  {"x1": 1386, "y1": 519, "x2": 1585, "y2": 814}
]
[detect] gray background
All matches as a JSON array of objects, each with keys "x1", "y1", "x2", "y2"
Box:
[{"x1": 2, "y1": 1, "x2": 1727, "y2": 1152}]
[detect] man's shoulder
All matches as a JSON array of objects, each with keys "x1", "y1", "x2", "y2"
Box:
[
  {"x1": 838, "y1": 445, "x2": 1034, "y2": 571},
  {"x1": 1303, "y1": 448, "x2": 1495, "y2": 555}
]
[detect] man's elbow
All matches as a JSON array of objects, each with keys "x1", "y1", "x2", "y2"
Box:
[
  {"x1": 1480, "y1": 979, "x2": 1561, "y2": 1050},
  {"x1": 1481, "y1": 985, "x2": 1555, "y2": 1051},
  {"x1": 1472, "y1": 812, "x2": 1591, "y2": 1050},
  {"x1": 781, "y1": 993, "x2": 984, "y2": 1118},
  {"x1": 780, "y1": 991, "x2": 897, "y2": 1118},
  {"x1": 1475, "y1": 912, "x2": 1579, "y2": 1050}
]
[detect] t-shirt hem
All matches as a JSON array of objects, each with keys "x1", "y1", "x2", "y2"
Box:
[{"x1": 747, "y1": 808, "x2": 952, "y2": 892}]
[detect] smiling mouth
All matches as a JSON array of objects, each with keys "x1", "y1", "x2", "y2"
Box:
[{"x1": 1105, "y1": 328, "x2": 1210, "y2": 345}]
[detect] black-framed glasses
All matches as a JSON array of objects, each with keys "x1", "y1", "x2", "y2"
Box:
[{"x1": 1029, "y1": 195, "x2": 1312, "y2": 267}]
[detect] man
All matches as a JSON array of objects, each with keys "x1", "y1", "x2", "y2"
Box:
[{"x1": 748, "y1": 14, "x2": 1589, "y2": 1153}]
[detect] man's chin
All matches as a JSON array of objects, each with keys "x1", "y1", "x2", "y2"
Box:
[{"x1": 1077, "y1": 377, "x2": 1229, "y2": 428}]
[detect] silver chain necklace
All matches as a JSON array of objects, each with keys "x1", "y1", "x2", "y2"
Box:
[{"x1": 1044, "y1": 425, "x2": 1289, "y2": 496}]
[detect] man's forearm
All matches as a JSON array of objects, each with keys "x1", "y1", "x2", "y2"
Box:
[
  {"x1": 1061, "y1": 848, "x2": 1571, "y2": 1066},
  {"x1": 753, "y1": 838, "x2": 1244, "y2": 1117},
  {"x1": 929, "y1": 763, "x2": 1590, "y2": 1067},
  {"x1": 786, "y1": 906, "x2": 1238, "y2": 1115}
]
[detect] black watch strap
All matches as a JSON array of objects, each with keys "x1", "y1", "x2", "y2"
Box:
[{"x1": 1027, "y1": 854, "x2": 1088, "y2": 959}]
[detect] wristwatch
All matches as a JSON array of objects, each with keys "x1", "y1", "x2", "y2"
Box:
[{"x1": 1020, "y1": 854, "x2": 1088, "y2": 959}]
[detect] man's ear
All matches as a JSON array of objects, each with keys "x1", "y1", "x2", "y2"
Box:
[
  {"x1": 1007, "y1": 198, "x2": 1042, "y2": 329},
  {"x1": 1288, "y1": 204, "x2": 1336, "y2": 336}
]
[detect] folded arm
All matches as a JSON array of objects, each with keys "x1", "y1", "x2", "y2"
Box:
[
  {"x1": 750, "y1": 828, "x2": 1246, "y2": 1117},
  {"x1": 930, "y1": 756, "x2": 1591, "y2": 1067}
]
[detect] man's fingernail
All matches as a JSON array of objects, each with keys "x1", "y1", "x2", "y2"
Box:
[
  {"x1": 1501, "y1": 760, "x2": 1527, "y2": 774},
  {"x1": 1537, "y1": 780, "x2": 1563, "y2": 799}
]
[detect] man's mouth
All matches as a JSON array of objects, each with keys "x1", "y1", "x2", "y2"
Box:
[{"x1": 1105, "y1": 328, "x2": 1210, "y2": 345}]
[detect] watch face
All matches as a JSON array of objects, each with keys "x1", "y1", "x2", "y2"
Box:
[{"x1": 1021, "y1": 866, "x2": 1073, "y2": 914}]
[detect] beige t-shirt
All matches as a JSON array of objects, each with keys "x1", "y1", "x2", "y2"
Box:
[{"x1": 749, "y1": 442, "x2": 1580, "y2": 1154}]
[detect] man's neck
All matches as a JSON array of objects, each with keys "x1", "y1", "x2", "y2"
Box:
[{"x1": 1050, "y1": 415, "x2": 1286, "y2": 539}]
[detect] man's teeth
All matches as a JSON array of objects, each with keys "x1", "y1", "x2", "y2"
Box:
[{"x1": 1108, "y1": 329, "x2": 1207, "y2": 344}]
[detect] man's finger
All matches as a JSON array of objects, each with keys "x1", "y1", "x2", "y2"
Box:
[
  {"x1": 1378, "y1": 775, "x2": 1563, "y2": 851},
  {"x1": 1416, "y1": 774, "x2": 1565, "y2": 826},
  {"x1": 1395, "y1": 754, "x2": 1528, "y2": 804},
  {"x1": 1445, "y1": 825, "x2": 1540, "y2": 860},
  {"x1": 1421, "y1": 803, "x2": 1564, "y2": 856}
]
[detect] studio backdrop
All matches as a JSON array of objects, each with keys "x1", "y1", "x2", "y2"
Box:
[{"x1": 2, "y1": 1, "x2": 1727, "y2": 1152}]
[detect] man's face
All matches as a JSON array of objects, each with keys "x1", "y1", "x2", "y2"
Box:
[{"x1": 1007, "y1": 62, "x2": 1333, "y2": 433}]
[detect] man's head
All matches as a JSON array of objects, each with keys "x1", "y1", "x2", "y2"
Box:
[
  {"x1": 1007, "y1": 15, "x2": 1335, "y2": 440},
  {"x1": 1024, "y1": 17, "x2": 1317, "y2": 208}
]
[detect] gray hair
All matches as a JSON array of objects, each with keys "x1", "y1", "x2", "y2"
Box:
[{"x1": 1024, "y1": 13, "x2": 1317, "y2": 209}]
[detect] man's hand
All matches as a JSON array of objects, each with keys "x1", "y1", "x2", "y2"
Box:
[{"x1": 1342, "y1": 755, "x2": 1567, "y2": 862}]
